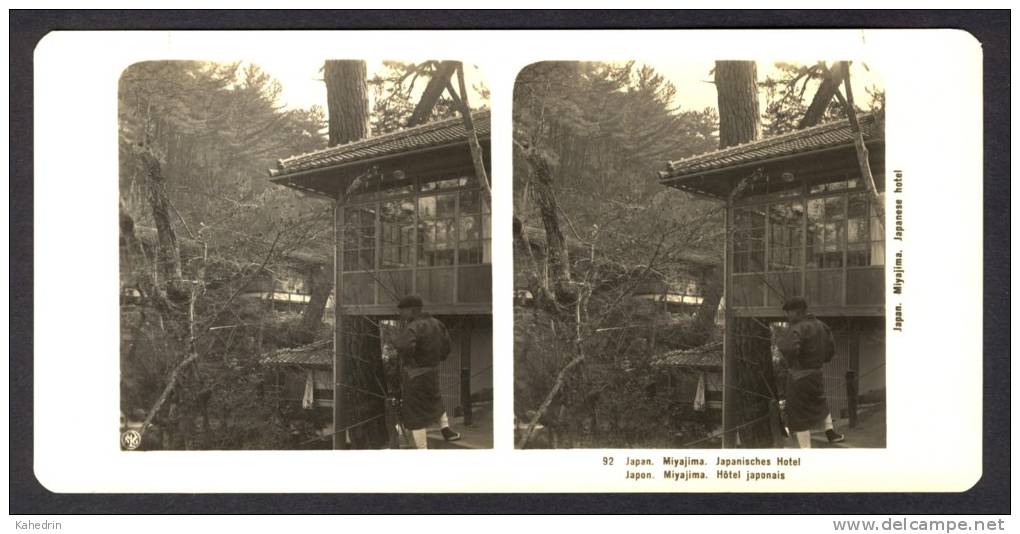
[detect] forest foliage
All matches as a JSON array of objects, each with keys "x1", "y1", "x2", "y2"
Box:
[
  {"x1": 119, "y1": 61, "x2": 339, "y2": 449},
  {"x1": 119, "y1": 59, "x2": 491, "y2": 450}
]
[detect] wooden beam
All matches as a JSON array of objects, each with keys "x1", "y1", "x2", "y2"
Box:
[
  {"x1": 333, "y1": 199, "x2": 348, "y2": 450},
  {"x1": 722, "y1": 202, "x2": 736, "y2": 449},
  {"x1": 460, "y1": 321, "x2": 473, "y2": 426}
]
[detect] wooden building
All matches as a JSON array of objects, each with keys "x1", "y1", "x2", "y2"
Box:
[
  {"x1": 659, "y1": 113, "x2": 885, "y2": 447},
  {"x1": 270, "y1": 110, "x2": 492, "y2": 449}
]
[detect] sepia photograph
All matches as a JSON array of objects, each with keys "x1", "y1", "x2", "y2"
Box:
[
  {"x1": 118, "y1": 58, "x2": 492, "y2": 451},
  {"x1": 513, "y1": 59, "x2": 886, "y2": 450}
]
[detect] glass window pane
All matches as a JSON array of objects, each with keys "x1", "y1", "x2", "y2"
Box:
[
  {"x1": 870, "y1": 217, "x2": 884, "y2": 241},
  {"x1": 848, "y1": 193, "x2": 868, "y2": 218},
  {"x1": 790, "y1": 226, "x2": 803, "y2": 246},
  {"x1": 418, "y1": 196, "x2": 437, "y2": 218},
  {"x1": 847, "y1": 244, "x2": 869, "y2": 267},
  {"x1": 482, "y1": 214, "x2": 491, "y2": 238},
  {"x1": 825, "y1": 196, "x2": 845, "y2": 220},
  {"x1": 750, "y1": 248, "x2": 765, "y2": 272},
  {"x1": 436, "y1": 218, "x2": 456, "y2": 243},
  {"x1": 381, "y1": 199, "x2": 415, "y2": 222},
  {"x1": 871, "y1": 242, "x2": 885, "y2": 266},
  {"x1": 435, "y1": 244, "x2": 455, "y2": 266},
  {"x1": 460, "y1": 190, "x2": 480, "y2": 213},
  {"x1": 807, "y1": 198, "x2": 825, "y2": 223},
  {"x1": 417, "y1": 221, "x2": 433, "y2": 244},
  {"x1": 460, "y1": 214, "x2": 481, "y2": 241},
  {"x1": 769, "y1": 246, "x2": 789, "y2": 270},
  {"x1": 359, "y1": 249, "x2": 375, "y2": 269},
  {"x1": 790, "y1": 246, "x2": 802, "y2": 267},
  {"x1": 436, "y1": 194, "x2": 457, "y2": 218},
  {"x1": 848, "y1": 219, "x2": 867, "y2": 243},
  {"x1": 458, "y1": 241, "x2": 483, "y2": 265},
  {"x1": 750, "y1": 209, "x2": 766, "y2": 229},
  {"x1": 343, "y1": 251, "x2": 359, "y2": 271},
  {"x1": 381, "y1": 246, "x2": 413, "y2": 269},
  {"x1": 807, "y1": 246, "x2": 823, "y2": 269},
  {"x1": 733, "y1": 252, "x2": 747, "y2": 273},
  {"x1": 417, "y1": 245, "x2": 432, "y2": 266}
]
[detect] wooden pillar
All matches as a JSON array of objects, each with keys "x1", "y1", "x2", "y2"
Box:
[
  {"x1": 333, "y1": 200, "x2": 348, "y2": 450},
  {"x1": 460, "y1": 319, "x2": 473, "y2": 426},
  {"x1": 846, "y1": 369, "x2": 859, "y2": 428},
  {"x1": 722, "y1": 202, "x2": 737, "y2": 448}
]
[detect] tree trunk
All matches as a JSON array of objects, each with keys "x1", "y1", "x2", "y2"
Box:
[
  {"x1": 324, "y1": 60, "x2": 370, "y2": 146},
  {"x1": 693, "y1": 265, "x2": 722, "y2": 342},
  {"x1": 407, "y1": 61, "x2": 458, "y2": 127},
  {"x1": 299, "y1": 263, "x2": 333, "y2": 337},
  {"x1": 450, "y1": 63, "x2": 491, "y2": 196},
  {"x1": 799, "y1": 62, "x2": 847, "y2": 129},
  {"x1": 715, "y1": 60, "x2": 771, "y2": 448},
  {"x1": 528, "y1": 151, "x2": 572, "y2": 300},
  {"x1": 305, "y1": 61, "x2": 370, "y2": 332},
  {"x1": 138, "y1": 148, "x2": 183, "y2": 288},
  {"x1": 323, "y1": 60, "x2": 372, "y2": 449},
  {"x1": 715, "y1": 61, "x2": 762, "y2": 149}
]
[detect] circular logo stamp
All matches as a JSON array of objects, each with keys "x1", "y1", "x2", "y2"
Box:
[{"x1": 121, "y1": 429, "x2": 142, "y2": 450}]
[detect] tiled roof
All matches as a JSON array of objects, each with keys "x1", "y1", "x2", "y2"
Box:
[
  {"x1": 652, "y1": 342, "x2": 723, "y2": 370},
  {"x1": 260, "y1": 339, "x2": 332, "y2": 368},
  {"x1": 270, "y1": 109, "x2": 490, "y2": 177},
  {"x1": 659, "y1": 113, "x2": 882, "y2": 181}
]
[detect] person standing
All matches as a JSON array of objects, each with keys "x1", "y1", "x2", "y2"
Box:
[
  {"x1": 777, "y1": 297, "x2": 845, "y2": 448},
  {"x1": 392, "y1": 294, "x2": 461, "y2": 449}
]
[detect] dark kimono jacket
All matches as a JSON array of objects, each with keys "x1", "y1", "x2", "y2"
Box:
[
  {"x1": 393, "y1": 313, "x2": 451, "y2": 430},
  {"x1": 776, "y1": 314, "x2": 835, "y2": 431}
]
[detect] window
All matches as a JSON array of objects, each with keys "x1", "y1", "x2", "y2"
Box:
[
  {"x1": 768, "y1": 201, "x2": 803, "y2": 271},
  {"x1": 417, "y1": 193, "x2": 457, "y2": 267},
  {"x1": 730, "y1": 172, "x2": 884, "y2": 308},
  {"x1": 339, "y1": 170, "x2": 492, "y2": 307},
  {"x1": 457, "y1": 190, "x2": 491, "y2": 265},
  {"x1": 343, "y1": 205, "x2": 376, "y2": 271},
  {"x1": 380, "y1": 199, "x2": 415, "y2": 269},
  {"x1": 732, "y1": 207, "x2": 765, "y2": 274},
  {"x1": 806, "y1": 195, "x2": 845, "y2": 269}
]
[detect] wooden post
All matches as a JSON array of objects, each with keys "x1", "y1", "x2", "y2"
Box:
[
  {"x1": 846, "y1": 369, "x2": 859, "y2": 429},
  {"x1": 460, "y1": 321, "x2": 473, "y2": 426},
  {"x1": 768, "y1": 399, "x2": 785, "y2": 447},
  {"x1": 333, "y1": 200, "x2": 348, "y2": 450},
  {"x1": 721, "y1": 202, "x2": 736, "y2": 448}
]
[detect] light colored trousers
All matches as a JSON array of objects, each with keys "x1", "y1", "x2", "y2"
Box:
[
  {"x1": 794, "y1": 414, "x2": 835, "y2": 448},
  {"x1": 400, "y1": 412, "x2": 450, "y2": 449}
]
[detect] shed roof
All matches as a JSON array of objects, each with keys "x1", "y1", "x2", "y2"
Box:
[
  {"x1": 260, "y1": 339, "x2": 332, "y2": 368},
  {"x1": 652, "y1": 341, "x2": 723, "y2": 371},
  {"x1": 269, "y1": 109, "x2": 490, "y2": 178},
  {"x1": 658, "y1": 113, "x2": 883, "y2": 183}
]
